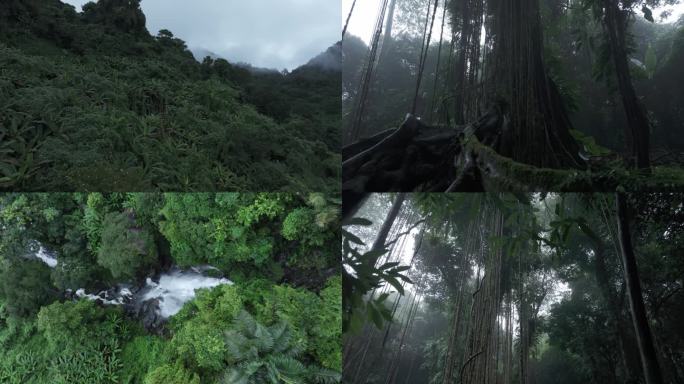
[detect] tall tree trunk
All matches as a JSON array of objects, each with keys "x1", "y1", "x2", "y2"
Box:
[
  {"x1": 378, "y1": 0, "x2": 397, "y2": 66},
  {"x1": 342, "y1": 0, "x2": 357, "y2": 39},
  {"x1": 491, "y1": 0, "x2": 584, "y2": 168},
  {"x1": 518, "y1": 243, "x2": 530, "y2": 384},
  {"x1": 579, "y1": 222, "x2": 643, "y2": 382},
  {"x1": 382, "y1": 0, "x2": 396, "y2": 49},
  {"x1": 616, "y1": 193, "x2": 663, "y2": 384},
  {"x1": 602, "y1": 0, "x2": 651, "y2": 170},
  {"x1": 372, "y1": 193, "x2": 406, "y2": 252},
  {"x1": 454, "y1": 0, "x2": 471, "y2": 125},
  {"x1": 597, "y1": 255, "x2": 643, "y2": 383},
  {"x1": 442, "y1": 216, "x2": 481, "y2": 384},
  {"x1": 461, "y1": 206, "x2": 504, "y2": 384}
]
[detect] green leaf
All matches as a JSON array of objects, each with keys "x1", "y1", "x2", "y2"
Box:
[
  {"x1": 384, "y1": 276, "x2": 404, "y2": 295},
  {"x1": 562, "y1": 224, "x2": 571, "y2": 243},
  {"x1": 344, "y1": 217, "x2": 373, "y2": 226},
  {"x1": 397, "y1": 274, "x2": 413, "y2": 284},
  {"x1": 377, "y1": 304, "x2": 393, "y2": 322},
  {"x1": 368, "y1": 303, "x2": 384, "y2": 329},
  {"x1": 642, "y1": 6, "x2": 654, "y2": 23},
  {"x1": 342, "y1": 229, "x2": 365, "y2": 246},
  {"x1": 379, "y1": 262, "x2": 400, "y2": 270},
  {"x1": 361, "y1": 249, "x2": 388, "y2": 263}
]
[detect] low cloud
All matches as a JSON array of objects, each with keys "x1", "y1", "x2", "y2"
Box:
[{"x1": 62, "y1": 0, "x2": 341, "y2": 69}]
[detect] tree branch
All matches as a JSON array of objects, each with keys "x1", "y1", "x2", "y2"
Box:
[
  {"x1": 384, "y1": 219, "x2": 426, "y2": 249},
  {"x1": 459, "y1": 349, "x2": 485, "y2": 382}
]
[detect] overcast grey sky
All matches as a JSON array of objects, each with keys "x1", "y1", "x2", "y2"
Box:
[
  {"x1": 63, "y1": 0, "x2": 341, "y2": 70},
  {"x1": 342, "y1": 0, "x2": 684, "y2": 43}
]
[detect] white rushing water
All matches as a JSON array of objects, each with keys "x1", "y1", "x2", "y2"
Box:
[
  {"x1": 74, "y1": 267, "x2": 232, "y2": 318},
  {"x1": 33, "y1": 246, "x2": 231, "y2": 319},
  {"x1": 75, "y1": 287, "x2": 133, "y2": 305},
  {"x1": 36, "y1": 247, "x2": 58, "y2": 268},
  {"x1": 138, "y1": 268, "x2": 232, "y2": 317}
]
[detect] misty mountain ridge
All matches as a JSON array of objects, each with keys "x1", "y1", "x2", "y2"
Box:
[
  {"x1": 190, "y1": 47, "x2": 221, "y2": 61},
  {"x1": 190, "y1": 42, "x2": 341, "y2": 75},
  {"x1": 303, "y1": 41, "x2": 342, "y2": 71}
]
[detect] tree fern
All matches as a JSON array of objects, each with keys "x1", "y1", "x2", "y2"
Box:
[{"x1": 221, "y1": 311, "x2": 340, "y2": 383}]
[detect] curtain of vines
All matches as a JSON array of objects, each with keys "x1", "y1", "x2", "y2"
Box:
[
  {"x1": 438, "y1": 196, "x2": 536, "y2": 384},
  {"x1": 344, "y1": 202, "x2": 424, "y2": 383},
  {"x1": 452, "y1": 0, "x2": 486, "y2": 125}
]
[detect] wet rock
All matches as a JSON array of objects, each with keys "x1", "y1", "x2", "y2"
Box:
[
  {"x1": 103, "y1": 287, "x2": 118, "y2": 300},
  {"x1": 64, "y1": 289, "x2": 75, "y2": 300},
  {"x1": 192, "y1": 264, "x2": 223, "y2": 278},
  {"x1": 138, "y1": 297, "x2": 164, "y2": 333},
  {"x1": 127, "y1": 284, "x2": 141, "y2": 294},
  {"x1": 66, "y1": 265, "x2": 231, "y2": 332}
]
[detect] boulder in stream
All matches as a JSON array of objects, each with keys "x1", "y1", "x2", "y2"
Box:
[{"x1": 138, "y1": 297, "x2": 164, "y2": 333}]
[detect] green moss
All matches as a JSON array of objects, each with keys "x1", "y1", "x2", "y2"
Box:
[{"x1": 463, "y1": 133, "x2": 684, "y2": 191}]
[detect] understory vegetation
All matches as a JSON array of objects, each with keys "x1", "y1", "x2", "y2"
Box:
[
  {"x1": 0, "y1": 0, "x2": 340, "y2": 191},
  {"x1": 0, "y1": 193, "x2": 341, "y2": 383},
  {"x1": 343, "y1": 193, "x2": 683, "y2": 384}
]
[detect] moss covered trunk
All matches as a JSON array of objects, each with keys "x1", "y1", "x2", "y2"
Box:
[{"x1": 603, "y1": 0, "x2": 651, "y2": 170}]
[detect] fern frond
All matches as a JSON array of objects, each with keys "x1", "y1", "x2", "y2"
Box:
[{"x1": 307, "y1": 366, "x2": 341, "y2": 384}]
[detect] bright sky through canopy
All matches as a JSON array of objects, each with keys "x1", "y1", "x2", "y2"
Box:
[
  {"x1": 343, "y1": 0, "x2": 684, "y2": 45},
  {"x1": 62, "y1": 0, "x2": 341, "y2": 70},
  {"x1": 654, "y1": 2, "x2": 684, "y2": 21},
  {"x1": 343, "y1": 0, "x2": 448, "y2": 44}
]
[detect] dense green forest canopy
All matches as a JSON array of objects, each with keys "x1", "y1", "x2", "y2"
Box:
[
  {"x1": 342, "y1": 0, "x2": 684, "y2": 192},
  {"x1": 342, "y1": 193, "x2": 683, "y2": 384},
  {"x1": 0, "y1": 192, "x2": 342, "y2": 383},
  {"x1": 0, "y1": 0, "x2": 341, "y2": 191}
]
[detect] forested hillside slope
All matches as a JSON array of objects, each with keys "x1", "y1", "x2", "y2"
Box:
[{"x1": 0, "y1": 0, "x2": 341, "y2": 191}]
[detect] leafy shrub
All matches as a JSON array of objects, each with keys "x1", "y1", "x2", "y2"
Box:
[
  {"x1": 0, "y1": 349, "x2": 45, "y2": 384},
  {"x1": 168, "y1": 285, "x2": 243, "y2": 373},
  {"x1": 35, "y1": 300, "x2": 131, "y2": 383},
  {"x1": 159, "y1": 194, "x2": 287, "y2": 269},
  {"x1": 221, "y1": 310, "x2": 340, "y2": 384},
  {"x1": 158, "y1": 193, "x2": 216, "y2": 267},
  {"x1": 48, "y1": 345, "x2": 122, "y2": 384},
  {"x1": 119, "y1": 336, "x2": 166, "y2": 384},
  {"x1": 97, "y1": 211, "x2": 158, "y2": 281},
  {"x1": 166, "y1": 281, "x2": 341, "y2": 381},
  {"x1": 82, "y1": 193, "x2": 108, "y2": 253},
  {"x1": 235, "y1": 279, "x2": 342, "y2": 370},
  {"x1": 50, "y1": 255, "x2": 105, "y2": 291},
  {"x1": 281, "y1": 207, "x2": 316, "y2": 241},
  {"x1": 144, "y1": 363, "x2": 200, "y2": 384},
  {"x1": 313, "y1": 277, "x2": 342, "y2": 370},
  {"x1": 37, "y1": 300, "x2": 127, "y2": 351},
  {"x1": 0, "y1": 259, "x2": 56, "y2": 317},
  {"x1": 82, "y1": 193, "x2": 130, "y2": 251},
  {"x1": 170, "y1": 320, "x2": 227, "y2": 372}
]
